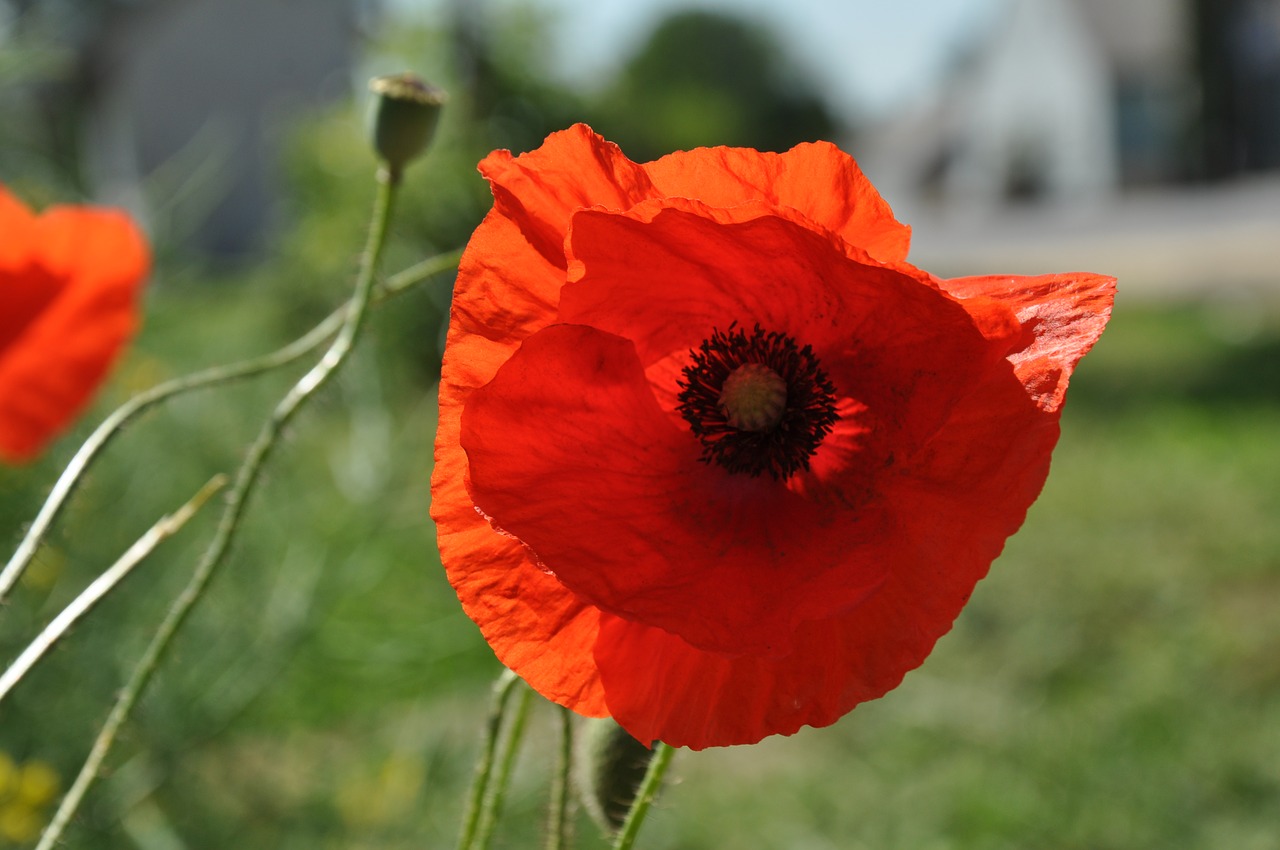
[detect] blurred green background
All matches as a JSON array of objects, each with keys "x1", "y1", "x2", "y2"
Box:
[{"x1": 2, "y1": 1, "x2": 1279, "y2": 848}]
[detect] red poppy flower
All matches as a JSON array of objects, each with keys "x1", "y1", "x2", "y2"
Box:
[
  {"x1": 431, "y1": 125, "x2": 1115, "y2": 749},
  {"x1": 1, "y1": 185, "x2": 149, "y2": 463}
]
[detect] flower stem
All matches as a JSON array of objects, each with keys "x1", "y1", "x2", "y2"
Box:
[
  {"x1": 610, "y1": 743, "x2": 674, "y2": 850},
  {"x1": 474, "y1": 683, "x2": 534, "y2": 850},
  {"x1": 0, "y1": 245, "x2": 460, "y2": 605},
  {"x1": 0, "y1": 475, "x2": 225, "y2": 705},
  {"x1": 33, "y1": 171, "x2": 401, "y2": 850},
  {"x1": 545, "y1": 706, "x2": 575, "y2": 850},
  {"x1": 384, "y1": 248, "x2": 462, "y2": 296},
  {"x1": 457, "y1": 668, "x2": 522, "y2": 850}
]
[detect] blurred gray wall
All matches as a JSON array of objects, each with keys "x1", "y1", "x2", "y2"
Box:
[{"x1": 83, "y1": 0, "x2": 365, "y2": 259}]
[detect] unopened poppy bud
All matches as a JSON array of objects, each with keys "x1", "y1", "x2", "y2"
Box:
[
  {"x1": 577, "y1": 718, "x2": 656, "y2": 834},
  {"x1": 368, "y1": 73, "x2": 446, "y2": 181}
]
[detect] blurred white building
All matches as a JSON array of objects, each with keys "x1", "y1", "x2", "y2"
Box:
[
  {"x1": 860, "y1": 0, "x2": 1280, "y2": 299},
  {"x1": 862, "y1": 0, "x2": 1189, "y2": 217}
]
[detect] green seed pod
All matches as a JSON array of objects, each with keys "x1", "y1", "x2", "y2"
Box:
[{"x1": 368, "y1": 73, "x2": 446, "y2": 181}]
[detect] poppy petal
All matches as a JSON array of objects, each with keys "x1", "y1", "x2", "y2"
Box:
[
  {"x1": 478, "y1": 124, "x2": 657, "y2": 270},
  {"x1": 0, "y1": 194, "x2": 149, "y2": 462},
  {"x1": 462, "y1": 207, "x2": 1035, "y2": 658},
  {"x1": 595, "y1": 365, "x2": 1060, "y2": 750},
  {"x1": 432, "y1": 208, "x2": 608, "y2": 714},
  {"x1": 1, "y1": 189, "x2": 54, "y2": 350},
  {"x1": 939, "y1": 272, "x2": 1116, "y2": 411},
  {"x1": 433, "y1": 404, "x2": 608, "y2": 713},
  {"x1": 461, "y1": 323, "x2": 843, "y2": 657},
  {"x1": 643, "y1": 141, "x2": 911, "y2": 264},
  {"x1": 559, "y1": 199, "x2": 1018, "y2": 473},
  {"x1": 0, "y1": 187, "x2": 38, "y2": 264},
  {"x1": 594, "y1": 616, "x2": 851, "y2": 749},
  {"x1": 460, "y1": 323, "x2": 877, "y2": 656}
]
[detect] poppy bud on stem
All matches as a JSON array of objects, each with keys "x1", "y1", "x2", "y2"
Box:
[
  {"x1": 577, "y1": 718, "x2": 662, "y2": 837},
  {"x1": 368, "y1": 73, "x2": 447, "y2": 183}
]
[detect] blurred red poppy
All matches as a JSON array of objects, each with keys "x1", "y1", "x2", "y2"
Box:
[
  {"x1": 431, "y1": 125, "x2": 1115, "y2": 749},
  {"x1": 1, "y1": 186, "x2": 149, "y2": 463}
]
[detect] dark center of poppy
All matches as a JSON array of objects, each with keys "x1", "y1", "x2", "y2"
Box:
[
  {"x1": 676, "y1": 324, "x2": 839, "y2": 480},
  {"x1": 719, "y1": 362, "x2": 787, "y2": 431}
]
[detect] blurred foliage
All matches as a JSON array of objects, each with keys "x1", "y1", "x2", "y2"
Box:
[
  {"x1": 0, "y1": 753, "x2": 59, "y2": 846},
  {"x1": 1, "y1": 3, "x2": 1279, "y2": 849},
  {"x1": 0, "y1": 12, "x2": 79, "y2": 200},
  {"x1": 585, "y1": 10, "x2": 840, "y2": 161}
]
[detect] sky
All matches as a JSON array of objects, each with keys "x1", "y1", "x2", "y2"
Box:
[{"x1": 392, "y1": 0, "x2": 1006, "y2": 121}]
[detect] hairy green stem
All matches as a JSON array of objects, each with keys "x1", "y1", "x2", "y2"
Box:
[
  {"x1": 0, "y1": 246, "x2": 460, "y2": 605},
  {"x1": 545, "y1": 706, "x2": 575, "y2": 850},
  {"x1": 34, "y1": 172, "x2": 401, "y2": 850},
  {"x1": 611, "y1": 744, "x2": 674, "y2": 850},
  {"x1": 474, "y1": 683, "x2": 534, "y2": 850},
  {"x1": 457, "y1": 669, "x2": 523, "y2": 850}
]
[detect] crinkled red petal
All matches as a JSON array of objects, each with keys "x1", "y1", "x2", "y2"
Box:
[
  {"x1": 431, "y1": 207, "x2": 608, "y2": 714},
  {"x1": 938, "y1": 272, "x2": 1116, "y2": 411},
  {"x1": 643, "y1": 140, "x2": 911, "y2": 264},
  {"x1": 477, "y1": 125, "x2": 656, "y2": 270},
  {"x1": 475, "y1": 125, "x2": 912, "y2": 273},
  {"x1": 0, "y1": 191, "x2": 149, "y2": 462},
  {"x1": 432, "y1": 130, "x2": 638, "y2": 711}
]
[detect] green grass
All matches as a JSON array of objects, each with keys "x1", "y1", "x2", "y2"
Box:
[{"x1": 3, "y1": 288, "x2": 1279, "y2": 849}]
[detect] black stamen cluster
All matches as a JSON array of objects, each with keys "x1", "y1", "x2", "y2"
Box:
[{"x1": 676, "y1": 324, "x2": 839, "y2": 480}]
